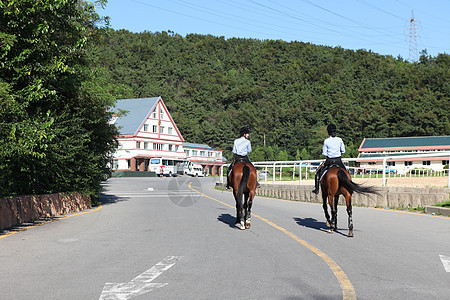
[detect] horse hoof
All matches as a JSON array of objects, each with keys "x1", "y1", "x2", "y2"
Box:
[
  {"x1": 245, "y1": 222, "x2": 251, "y2": 229},
  {"x1": 326, "y1": 221, "x2": 331, "y2": 227},
  {"x1": 348, "y1": 232, "x2": 354, "y2": 238},
  {"x1": 239, "y1": 222, "x2": 246, "y2": 230},
  {"x1": 327, "y1": 229, "x2": 333, "y2": 234}
]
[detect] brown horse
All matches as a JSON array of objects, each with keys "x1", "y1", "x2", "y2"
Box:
[
  {"x1": 229, "y1": 161, "x2": 258, "y2": 230},
  {"x1": 321, "y1": 167, "x2": 378, "y2": 237}
]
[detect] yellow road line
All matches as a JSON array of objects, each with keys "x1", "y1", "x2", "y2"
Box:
[
  {"x1": 189, "y1": 183, "x2": 356, "y2": 300},
  {"x1": 0, "y1": 205, "x2": 103, "y2": 240}
]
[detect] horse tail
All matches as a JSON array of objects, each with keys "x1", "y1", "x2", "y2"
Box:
[
  {"x1": 337, "y1": 169, "x2": 379, "y2": 195},
  {"x1": 238, "y1": 165, "x2": 250, "y2": 200}
]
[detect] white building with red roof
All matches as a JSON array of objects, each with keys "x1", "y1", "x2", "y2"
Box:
[{"x1": 109, "y1": 97, "x2": 226, "y2": 175}]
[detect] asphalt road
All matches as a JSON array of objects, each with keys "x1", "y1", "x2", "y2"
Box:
[{"x1": 0, "y1": 177, "x2": 449, "y2": 299}]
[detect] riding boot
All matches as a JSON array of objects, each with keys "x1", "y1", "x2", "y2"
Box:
[
  {"x1": 312, "y1": 171, "x2": 321, "y2": 194},
  {"x1": 256, "y1": 181, "x2": 261, "y2": 188},
  {"x1": 225, "y1": 168, "x2": 231, "y2": 189}
]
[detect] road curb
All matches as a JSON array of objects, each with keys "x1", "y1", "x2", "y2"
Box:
[{"x1": 424, "y1": 205, "x2": 450, "y2": 216}]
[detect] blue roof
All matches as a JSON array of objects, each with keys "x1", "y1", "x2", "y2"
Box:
[
  {"x1": 182, "y1": 142, "x2": 213, "y2": 149},
  {"x1": 113, "y1": 97, "x2": 159, "y2": 135},
  {"x1": 360, "y1": 136, "x2": 450, "y2": 149}
]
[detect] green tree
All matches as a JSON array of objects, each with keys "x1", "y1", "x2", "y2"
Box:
[{"x1": 0, "y1": 0, "x2": 117, "y2": 199}]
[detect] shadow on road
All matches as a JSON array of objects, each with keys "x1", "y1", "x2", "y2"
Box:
[
  {"x1": 100, "y1": 194, "x2": 129, "y2": 205},
  {"x1": 293, "y1": 217, "x2": 327, "y2": 230},
  {"x1": 217, "y1": 213, "x2": 238, "y2": 228},
  {"x1": 293, "y1": 217, "x2": 350, "y2": 237}
]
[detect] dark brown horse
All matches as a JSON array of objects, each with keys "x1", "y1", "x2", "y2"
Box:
[
  {"x1": 229, "y1": 161, "x2": 258, "y2": 230},
  {"x1": 321, "y1": 167, "x2": 378, "y2": 237}
]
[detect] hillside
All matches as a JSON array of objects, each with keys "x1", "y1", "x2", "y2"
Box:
[{"x1": 91, "y1": 29, "x2": 450, "y2": 160}]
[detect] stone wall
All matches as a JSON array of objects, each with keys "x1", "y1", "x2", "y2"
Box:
[
  {"x1": 255, "y1": 184, "x2": 450, "y2": 208},
  {"x1": 0, "y1": 192, "x2": 91, "y2": 230},
  {"x1": 218, "y1": 183, "x2": 450, "y2": 208}
]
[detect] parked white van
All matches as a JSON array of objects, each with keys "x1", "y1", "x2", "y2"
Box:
[{"x1": 189, "y1": 164, "x2": 204, "y2": 177}]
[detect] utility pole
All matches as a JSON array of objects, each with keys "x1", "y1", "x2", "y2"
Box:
[{"x1": 408, "y1": 10, "x2": 418, "y2": 62}]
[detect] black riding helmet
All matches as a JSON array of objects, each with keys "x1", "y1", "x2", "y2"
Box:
[
  {"x1": 327, "y1": 124, "x2": 337, "y2": 135},
  {"x1": 239, "y1": 126, "x2": 250, "y2": 136}
]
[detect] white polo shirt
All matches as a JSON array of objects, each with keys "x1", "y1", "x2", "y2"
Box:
[{"x1": 322, "y1": 136, "x2": 345, "y2": 158}]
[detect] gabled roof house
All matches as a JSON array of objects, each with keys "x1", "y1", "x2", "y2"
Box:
[
  {"x1": 110, "y1": 97, "x2": 225, "y2": 175},
  {"x1": 358, "y1": 136, "x2": 450, "y2": 173}
]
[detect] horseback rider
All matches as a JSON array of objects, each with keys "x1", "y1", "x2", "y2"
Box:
[
  {"x1": 312, "y1": 124, "x2": 346, "y2": 194},
  {"x1": 226, "y1": 126, "x2": 260, "y2": 189}
]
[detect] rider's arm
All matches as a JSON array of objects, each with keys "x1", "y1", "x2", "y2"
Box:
[
  {"x1": 340, "y1": 138, "x2": 345, "y2": 155},
  {"x1": 322, "y1": 140, "x2": 328, "y2": 157}
]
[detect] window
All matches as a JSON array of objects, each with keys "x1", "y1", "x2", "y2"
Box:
[
  {"x1": 151, "y1": 109, "x2": 157, "y2": 119},
  {"x1": 153, "y1": 143, "x2": 164, "y2": 150},
  {"x1": 168, "y1": 145, "x2": 173, "y2": 151},
  {"x1": 192, "y1": 150, "x2": 198, "y2": 156},
  {"x1": 443, "y1": 160, "x2": 449, "y2": 165},
  {"x1": 144, "y1": 142, "x2": 149, "y2": 149},
  {"x1": 160, "y1": 110, "x2": 164, "y2": 119},
  {"x1": 200, "y1": 151, "x2": 205, "y2": 156},
  {"x1": 143, "y1": 124, "x2": 148, "y2": 131},
  {"x1": 168, "y1": 127, "x2": 173, "y2": 135},
  {"x1": 387, "y1": 162, "x2": 395, "y2": 166},
  {"x1": 422, "y1": 161, "x2": 431, "y2": 166},
  {"x1": 112, "y1": 160, "x2": 119, "y2": 170},
  {"x1": 404, "y1": 161, "x2": 412, "y2": 166},
  {"x1": 175, "y1": 145, "x2": 179, "y2": 152},
  {"x1": 185, "y1": 150, "x2": 190, "y2": 156},
  {"x1": 136, "y1": 141, "x2": 141, "y2": 149},
  {"x1": 160, "y1": 126, "x2": 164, "y2": 134},
  {"x1": 152, "y1": 125, "x2": 157, "y2": 133}
]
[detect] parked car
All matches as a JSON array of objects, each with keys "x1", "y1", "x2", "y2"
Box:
[
  {"x1": 258, "y1": 170, "x2": 269, "y2": 180},
  {"x1": 385, "y1": 166, "x2": 397, "y2": 174},
  {"x1": 365, "y1": 166, "x2": 397, "y2": 174}
]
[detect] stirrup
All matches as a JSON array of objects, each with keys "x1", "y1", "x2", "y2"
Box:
[{"x1": 312, "y1": 188, "x2": 319, "y2": 194}]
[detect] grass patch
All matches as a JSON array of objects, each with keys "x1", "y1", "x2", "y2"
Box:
[{"x1": 434, "y1": 201, "x2": 450, "y2": 208}]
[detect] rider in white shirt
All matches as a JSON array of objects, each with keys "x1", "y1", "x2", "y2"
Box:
[
  {"x1": 312, "y1": 124, "x2": 346, "y2": 194},
  {"x1": 226, "y1": 127, "x2": 260, "y2": 189}
]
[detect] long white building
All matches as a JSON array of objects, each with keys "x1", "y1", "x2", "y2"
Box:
[{"x1": 357, "y1": 136, "x2": 450, "y2": 174}]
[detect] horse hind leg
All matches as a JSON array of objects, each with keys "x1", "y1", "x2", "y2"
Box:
[
  {"x1": 333, "y1": 195, "x2": 339, "y2": 230},
  {"x1": 234, "y1": 190, "x2": 243, "y2": 227},
  {"x1": 322, "y1": 194, "x2": 331, "y2": 228},
  {"x1": 346, "y1": 194, "x2": 354, "y2": 238},
  {"x1": 327, "y1": 194, "x2": 338, "y2": 233},
  {"x1": 244, "y1": 192, "x2": 254, "y2": 229},
  {"x1": 236, "y1": 191, "x2": 246, "y2": 230}
]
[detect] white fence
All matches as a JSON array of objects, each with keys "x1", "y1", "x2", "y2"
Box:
[{"x1": 220, "y1": 152, "x2": 450, "y2": 187}]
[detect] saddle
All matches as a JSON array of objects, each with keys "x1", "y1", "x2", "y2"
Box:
[
  {"x1": 230, "y1": 155, "x2": 250, "y2": 169},
  {"x1": 320, "y1": 164, "x2": 343, "y2": 181}
]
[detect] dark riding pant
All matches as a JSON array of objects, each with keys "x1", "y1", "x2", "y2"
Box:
[{"x1": 226, "y1": 154, "x2": 250, "y2": 188}]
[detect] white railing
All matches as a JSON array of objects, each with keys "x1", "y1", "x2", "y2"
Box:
[{"x1": 220, "y1": 152, "x2": 450, "y2": 187}]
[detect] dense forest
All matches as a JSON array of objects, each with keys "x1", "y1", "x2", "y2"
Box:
[{"x1": 91, "y1": 29, "x2": 450, "y2": 161}]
